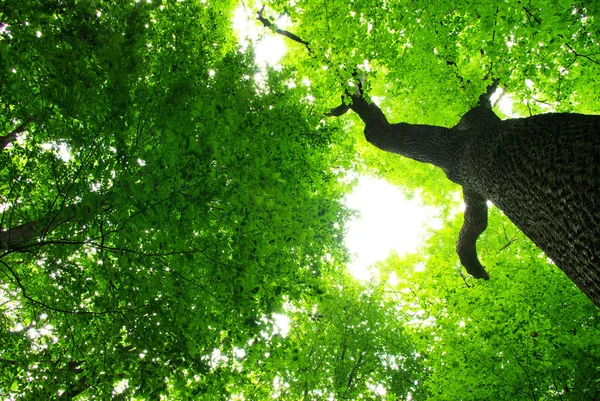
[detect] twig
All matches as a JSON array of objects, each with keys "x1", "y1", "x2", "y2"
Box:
[
  {"x1": 257, "y1": 6, "x2": 311, "y2": 53},
  {"x1": 564, "y1": 43, "x2": 600, "y2": 66},
  {"x1": 522, "y1": 6, "x2": 542, "y2": 25},
  {"x1": 256, "y1": 5, "x2": 366, "y2": 114},
  {"x1": 523, "y1": 7, "x2": 600, "y2": 66},
  {"x1": 0, "y1": 259, "x2": 117, "y2": 315},
  {"x1": 498, "y1": 237, "x2": 516, "y2": 252}
]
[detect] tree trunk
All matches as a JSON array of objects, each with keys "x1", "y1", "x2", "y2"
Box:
[{"x1": 350, "y1": 94, "x2": 600, "y2": 307}]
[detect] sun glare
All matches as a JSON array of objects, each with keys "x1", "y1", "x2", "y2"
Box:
[
  {"x1": 233, "y1": 4, "x2": 289, "y2": 68},
  {"x1": 345, "y1": 177, "x2": 440, "y2": 280}
]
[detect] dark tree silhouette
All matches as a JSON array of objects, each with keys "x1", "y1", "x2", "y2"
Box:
[{"x1": 258, "y1": 13, "x2": 600, "y2": 307}]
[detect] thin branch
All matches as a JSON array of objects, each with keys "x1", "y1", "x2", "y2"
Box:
[
  {"x1": 522, "y1": 6, "x2": 542, "y2": 25},
  {"x1": 44, "y1": 119, "x2": 109, "y2": 235},
  {"x1": 564, "y1": 43, "x2": 600, "y2": 66},
  {"x1": 257, "y1": 6, "x2": 311, "y2": 53},
  {"x1": 256, "y1": 5, "x2": 365, "y2": 114},
  {"x1": 498, "y1": 333, "x2": 538, "y2": 401},
  {"x1": 487, "y1": 368, "x2": 536, "y2": 399},
  {"x1": 0, "y1": 144, "x2": 36, "y2": 234},
  {"x1": 0, "y1": 259, "x2": 118, "y2": 315},
  {"x1": 498, "y1": 237, "x2": 516, "y2": 252},
  {"x1": 551, "y1": 370, "x2": 564, "y2": 401},
  {"x1": 582, "y1": 369, "x2": 600, "y2": 400},
  {"x1": 168, "y1": 266, "x2": 227, "y2": 309},
  {"x1": 457, "y1": 266, "x2": 473, "y2": 288},
  {"x1": 523, "y1": 7, "x2": 600, "y2": 66},
  {"x1": 346, "y1": 351, "x2": 364, "y2": 389},
  {"x1": 531, "y1": 97, "x2": 553, "y2": 107}
]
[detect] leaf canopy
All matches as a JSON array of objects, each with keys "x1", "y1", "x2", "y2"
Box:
[{"x1": 1, "y1": 0, "x2": 599, "y2": 399}]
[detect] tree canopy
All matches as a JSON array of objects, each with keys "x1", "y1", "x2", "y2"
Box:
[{"x1": 1, "y1": 0, "x2": 599, "y2": 399}]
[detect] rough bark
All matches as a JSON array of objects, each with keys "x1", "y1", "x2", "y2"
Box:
[
  {"x1": 456, "y1": 189, "x2": 489, "y2": 280},
  {"x1": 349, "y1": 94, "x2": 600, "y2": 307}
]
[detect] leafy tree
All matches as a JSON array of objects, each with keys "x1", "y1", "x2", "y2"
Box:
[
  {"x1": 0, "y1": 1, "x2": 354, "y2": 398},
  {"x1": 259, "y1": 0, "x2": 600, "y2": 306},
  {"x1": 228, "y1": 274, "x2": 429, "y2": 400},
  {"x1": 253, "y1": 2, "x2": 600, "y2": 398},
  {"x1": 2, "y1": 0, "x2": 600, "y2": 399}
]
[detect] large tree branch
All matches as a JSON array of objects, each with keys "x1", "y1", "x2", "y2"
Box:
[
  {"x1": 349, "y1": 94, "x2": 462, "y2": 177},
  {"x1": 256, "y1": 7, "x2": 490, "y2": 280},
  {"x1": 255, "y1": 9, "x2": 461, "y2": 174},
  {"x1": 456, "y1": 189, "x2": 489, "y2": 280}
]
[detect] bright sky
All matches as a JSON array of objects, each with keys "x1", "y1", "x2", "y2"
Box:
[
  {"x1": 232, "y1": 5, "x2": 289, "y2": 68},
  {"x1": 344, "y1": 177, "x2": 440, "y2": 280}
]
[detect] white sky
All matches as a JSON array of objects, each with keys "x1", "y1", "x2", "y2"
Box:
[
  {"x1": 232, "y1": 5, "x2": 289, "y2": 68},
  {"x1": 344, "y1": 177, "x2": 439, "y2": 280}
]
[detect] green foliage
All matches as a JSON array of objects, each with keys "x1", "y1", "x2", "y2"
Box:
[
  {"x1": 380, "y1": 207, "x2": 600, "y2": 400},
  {"x1": 265, "y1": 0, "x2": 600, "y2": 202},
  {"x1": 232, "y1": 274, "x2": 428, "y2": 400},
  {"x1": 2, "y1": 0, "x2": 599, "y2": 399},
  {"x1": 258, "y1": 2, "x2": 600, "y2": 397},
  {"x1": 0, "y1": 1, "x2": 355, "y2": 398}
]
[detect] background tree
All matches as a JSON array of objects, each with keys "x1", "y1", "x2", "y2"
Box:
[
  {"x1": 0, "y1": 1, "x2": 355, "y2": 398},
  {"x1": 231, "y1": 274, "x2": 429, "y2": 400}
]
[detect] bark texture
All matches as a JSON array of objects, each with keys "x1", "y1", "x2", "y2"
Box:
[{"x1": 350, "y1": 94, "x2": 600, "y2": 307}]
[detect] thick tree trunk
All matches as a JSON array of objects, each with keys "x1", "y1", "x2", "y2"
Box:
[
  {"x1": 350, "y1": 95, "x2": 600, "y2": 307},
  {"x1": 253, "y1": 10, "x2": 600, "y2": 305}
]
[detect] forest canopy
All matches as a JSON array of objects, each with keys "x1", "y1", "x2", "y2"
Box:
[{"x1": 0, "y1": 0, "x2": 599, "y2": 400}]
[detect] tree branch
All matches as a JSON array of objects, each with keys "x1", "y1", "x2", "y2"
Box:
[
  {"x1": 0, "y1": 204, "x2": 79, "y2": 251},
  {"x1": 1, "y1": 115, "x2": 36, "y2": 148},
  {"x1": 456, "y1": 189, "x2": 489, "y2": 279},
  {"x1": 256, "y1": 6, "x2": 367, "y2": 116},
  {"x1": 564, "y1": 43, "x2": 600, "y2": 66},
  {"x1": 0, "y1": 259, "x2": 118, "y2": 315},
  {"x1": 256, "y1": 7, "x2": 311, "y2": 53},
  {"x1": 523, "y1": 7, "x2": 600, "y2": 66}
]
